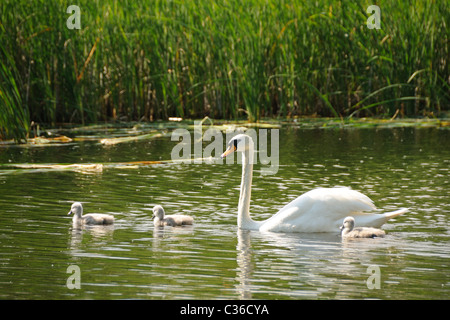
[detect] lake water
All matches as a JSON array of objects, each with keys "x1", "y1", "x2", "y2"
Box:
[{"x1": 0, "y1": 124, "x2": 448, "y2": 300}]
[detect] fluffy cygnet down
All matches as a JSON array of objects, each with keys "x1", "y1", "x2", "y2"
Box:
[
  {"x1": 152, "y1": 205, "x2": 193, "y2": 227},
  {"x1": 68, "y1": 202, "x2": 115, "y2": 225},
  {"x1": 340, "y1": 216, "x2": 386, "y2": 238}
]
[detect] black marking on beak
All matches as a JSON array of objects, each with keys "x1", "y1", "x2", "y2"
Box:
[{"x1": 221, "y1": 139, "x2": 238, "y2": 158}]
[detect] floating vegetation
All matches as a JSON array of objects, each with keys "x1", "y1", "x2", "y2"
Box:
[
  {"x1": 0, "y1": 135, "x2": 73, "y2": 147},
  {"x1": 0, "y1": 163, "x2": 103, "y2": 175},
  {"x1": 0, "y1": 117, "x2": 447, "y2": 148},
  {"x1": 282, "y1": 117, "x2": 450, "y2": 129},
  {"x1": 0, "y1": 118, "x2": 446, "y2": 176},
  {"x1": 26, "y1": 135, "x2": 73, "y2": 145},
  {"x1": 100, "y1": 132, "x2": 169, "y2": 145},
  {"x1": 0, "y1": 158, "x2": 216, "y2": 175}
]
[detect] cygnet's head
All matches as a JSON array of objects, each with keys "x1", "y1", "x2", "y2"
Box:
[
  {"x1": 152, "y1": 205, "x2": 165, "y2": 220},
  {"x1": 68, "y1": 202, "x2": 83, "y2": 217},
  {"x1": 340, "y1": 216, "x2": 355, "y2": 231},
  {"x1": 221, "y1": 134, "x2": 253, "y2": 158}
]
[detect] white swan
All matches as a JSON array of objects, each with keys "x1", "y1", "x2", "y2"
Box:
[
  {"x1": 340, "y1": 216, "x2": 386, "y2": 238},
  {"x1": 68, "y1": 202, "x2": 115, "y2": 226},
  {"x1": 152, "y1": 205, "x2": 194, "y2": 227},
  {"x1": 221, "y1": 134, "x2": 408, "y2": 233}
]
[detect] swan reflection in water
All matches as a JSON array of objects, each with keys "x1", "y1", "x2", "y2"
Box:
[
  {"x1": 234, "y1": 228, "x2": 393, "y2": 299},
  {"x1": 68, "y1": 224, "x2": 115, "y2": 255}
]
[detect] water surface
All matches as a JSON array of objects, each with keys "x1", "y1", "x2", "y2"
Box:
[{"x1": 0, "y1": 126, "x2": 448, "y2": 299}]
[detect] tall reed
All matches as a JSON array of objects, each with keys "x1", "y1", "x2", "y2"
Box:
[
  {"x1": 0, "y1": 32, "x2": 29, "y2": 142},
  {"x1": 0, "y1": 0, "x2": 448, "y2": 140}
]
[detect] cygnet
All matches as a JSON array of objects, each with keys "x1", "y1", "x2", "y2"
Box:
[
  {"x1": 340, "y1": 216, "x2": 385, "y2": 238},
  {"x1": 68, "y1": 202, "x2": 114, "y2": 225},
  {"x1": 152, "y1": 205, "x2": 193, "y2": 227}
]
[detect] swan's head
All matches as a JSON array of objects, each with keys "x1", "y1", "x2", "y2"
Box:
[
  {"x1": 152, "y1": 205, "x2": 165, "y2": 220},
  {"x1": 68, "y1": 202, "x2": 83, "y2": 217},
  {"x1": 340, "y1": 216, "x2": 355, "y2": 232},
  {"x1": 221, "y1": 134, "x2": 253, "y2": 158}
]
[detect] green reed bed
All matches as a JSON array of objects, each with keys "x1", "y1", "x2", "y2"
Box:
[{"x1": 0, "y1": 0, "x2": 448, "y2": 141}]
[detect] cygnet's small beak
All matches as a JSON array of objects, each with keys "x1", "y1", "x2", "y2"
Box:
[
  {"x1": 68, "y1": 210, "x2": 73, "y2": 216},
  {"x1": 339, "y1": 225, "x2": 344, "y2": 230},
  {"x1": 221, "y1": 145, "x2": 236, "y2": 158},
  {"x1": 151, "y1": 214, "x2": 155, "y2": 220}
]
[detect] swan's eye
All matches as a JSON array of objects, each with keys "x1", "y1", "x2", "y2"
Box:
[{"x1": 233, "y1": 139, "x2": 238, "y2": 149}]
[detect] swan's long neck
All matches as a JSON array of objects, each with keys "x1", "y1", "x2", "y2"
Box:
[{"x1": 238, "y1": 142, "x2": 261, "y2": 230}]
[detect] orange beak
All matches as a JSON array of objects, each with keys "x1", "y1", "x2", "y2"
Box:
[{"x1": 221, "y1": 145, "x2": 236, "y2": 158}]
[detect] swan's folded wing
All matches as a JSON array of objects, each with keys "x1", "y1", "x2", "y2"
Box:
[
  {"x1": 260, "y1": 187, "x2": 377, "y2": 232},
  {"x1": 278, "y1": 187, "x2": 376, "y2": 215},
  {"x1": 170, "y1": 214, "x2": 194, "y2": 226},
  {"x1": 83, "y1": 213, "x2": 114, "y2": 225},
  {"x1": 82, "y1": 214, "x2": 98, "y2": 224}
]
